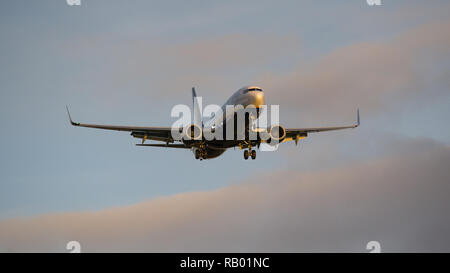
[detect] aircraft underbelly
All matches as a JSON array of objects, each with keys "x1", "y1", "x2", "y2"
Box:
[{"x1": 204, "y1": 148, "x2": 226, "y2": 159}]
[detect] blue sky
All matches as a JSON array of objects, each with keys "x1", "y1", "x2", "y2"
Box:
[
  {"x1": 1, "y1": 0, "x2": 449, "y2": 217},
  {"x1": 0, "y1": 0, "x2": 450, "y2": 252}
]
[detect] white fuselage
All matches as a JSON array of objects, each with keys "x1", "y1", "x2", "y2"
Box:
[
  {"x1": 204, "y1": 85, "x2": 265, "y2": 130},
  {"x1": 192, "y1": 86, "x2": 265, "y2": 159}
]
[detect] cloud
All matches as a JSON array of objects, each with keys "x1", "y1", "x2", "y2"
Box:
[
  {"x1": 59, "y1": 33, "x2": 302, "y2": 102},
  {"x1": 258, "y1": 20, "x2": 450, "y2": 121},
  {"x1": 57, "y1": 16, "x2": 450, "y2": 118},
  {"x1": 1, "y1": 137, "x2": 449, "y2": 252}
]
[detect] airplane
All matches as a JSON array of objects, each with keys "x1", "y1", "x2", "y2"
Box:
[{"x1": 66, "y1": 86, "x2": 359, "y2": 160}]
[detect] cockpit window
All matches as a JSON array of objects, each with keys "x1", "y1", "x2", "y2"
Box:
[{"x1": 243, "y1": 88, "x2": 263, "y2": 94}]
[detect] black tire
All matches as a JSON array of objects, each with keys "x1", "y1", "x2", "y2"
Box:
[
  {"x1": 195, "y1": 150, "x2": 200, "y2": 160},
  {"x1": 244, "y1": 150, "x2": 249, "y2": 160},
  {"x1": 251, "y1": 150, "x2": 256, "y2": 160}
]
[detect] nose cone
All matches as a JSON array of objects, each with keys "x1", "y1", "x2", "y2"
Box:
[{"x1": 252, "y1": 91, "x2": 265, "y2": 108}]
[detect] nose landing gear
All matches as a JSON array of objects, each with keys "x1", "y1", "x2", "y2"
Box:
[{"x1": 195, "y1": 149, "x2": 207, "y2": 160}]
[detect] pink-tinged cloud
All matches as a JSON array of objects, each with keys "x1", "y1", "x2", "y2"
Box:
[
  {"x1": 258, "y1": 20, "x2": 450, "y2": 121},
  {"x1": 1, "y1": 137, "x2": 449, "y2": 252},
  {"x1": 59, "y1": 33, "x2": 302, "y2": 102},
  {"x1": 58, "y1": 18, "x2": 450, "y2": 114}
]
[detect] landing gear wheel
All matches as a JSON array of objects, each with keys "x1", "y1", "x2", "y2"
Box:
[
  {"x1": 195, "y1": 150, "x2": 201, "y2": 160},
  {"x1": 251, "y1": 150, "x2": 256, "y2": 160},
  {"x1": 244, "y1": 150, "x2": 249, "y2": 160}
]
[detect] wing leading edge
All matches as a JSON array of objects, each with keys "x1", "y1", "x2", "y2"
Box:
[
  {"x1": 66, "y1": 106, "x2": 174, "y2": 143},
  {"x1": 285, "y1": 109, "x2": 360, "y2": 139},
  {"x1": 66, "y1": 105, "x2": 360, "y2": 148}
]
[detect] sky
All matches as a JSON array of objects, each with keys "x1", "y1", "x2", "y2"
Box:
[{"x1": 0, "y1": 0, "x2": 450, "y2": 252}]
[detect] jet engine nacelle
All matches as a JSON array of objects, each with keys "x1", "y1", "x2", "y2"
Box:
[
  {"x1": 267, "y1": 124, "x2": 286, "y2": 144},
  {"x1": 184, "y1": 124, "x2": 202, "y2": 140}
]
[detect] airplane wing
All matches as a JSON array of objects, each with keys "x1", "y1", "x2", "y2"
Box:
[
  {"x1": 136, "y1": 143, "x2": 191, "y2": 148},
  {"x1": 66, "y1": 106, "x2": 175, "y2": 143},
  {"x1": 284, "y1": 109, "x2": 360, "y2": 141}
]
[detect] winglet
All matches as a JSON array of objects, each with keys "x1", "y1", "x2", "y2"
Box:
[
  {"x1": 356, "y1": 108, "x2": 360, "y2": 127},
  {"x1": 66, "y1": 105, "x2": 80, "y2": 126}
]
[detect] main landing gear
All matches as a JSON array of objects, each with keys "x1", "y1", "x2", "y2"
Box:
[
  {"x1": 243, "y1": 143, "x2": 256, "y2": 160},
  {"x1": 244, "y1": 150, "x2": 248, "y2": 160},
  {"x1": 243, "y1": 149, "x2": 256, "y2": 160}
]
